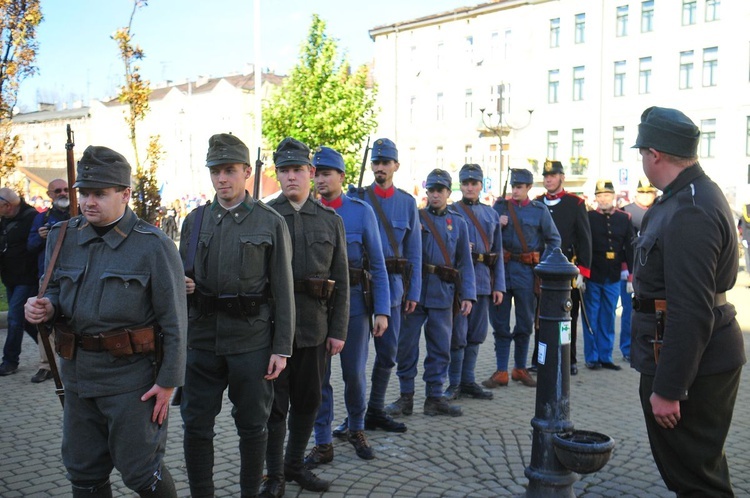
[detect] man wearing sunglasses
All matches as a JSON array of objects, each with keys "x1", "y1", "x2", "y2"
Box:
[{"x1": 26, "y1": 179, "x2": 71, "y2": 383}]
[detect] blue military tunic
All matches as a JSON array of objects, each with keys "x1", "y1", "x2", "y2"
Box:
[
  {"x1": 449, "y1": 200, "x2": 506, "y2": 295},
  {"x1": 349, "y1": 184, "x2": 422, "y2": 304},
  {"x1": 326, "y1": 194, "x2": 390, "y2": 316},
  {"x1": 493, "y1": 198, "x2": 561, "y2": 289},
  {"x1": 419, "y1": 207, "x2": 477, "y2": 306}
]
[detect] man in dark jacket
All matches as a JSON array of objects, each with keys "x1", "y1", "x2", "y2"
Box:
[
  {"x1": 0, "y1": 188, "x2": 40, "y2": 376},
  {"x1": 632, "y1": 106, "x2": 745, "y2": 496},
  {"x1": 180, "y1": 134, "x2": 295, "y2": 497},
  {"x1": 263, "y1": 137, "x2": 349, "y2": 496},
  {"x1": 26, "y1": 178, "x2": 71, "y2": 382}
]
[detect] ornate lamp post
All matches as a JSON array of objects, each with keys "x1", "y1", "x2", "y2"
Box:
[{"x1": 479, "y1": 83, "x2": 533, "y2": 197}]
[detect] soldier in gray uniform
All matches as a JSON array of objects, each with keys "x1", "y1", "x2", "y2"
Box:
[
  {"x1": 25, "y1": 146, "x2": 187, "y2": 498},
  {"x1": 179, "y1": 134, "x2": 295, "y2": 497},
  {"x1": 262, "y1": 137, "x2": 349, "y2": 497}
]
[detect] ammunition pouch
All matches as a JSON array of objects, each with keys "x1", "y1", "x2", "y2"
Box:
[
  {"x1": 384, "y1": 258, "x2": 409, "y2": 275},
  {"x1": 54, "y1": 321, "x2": 160, "y2": 359},
  {"x1": 350, "y1": 267, "x2": 374, "y2": 314},
  {"x1": 472, "y1": 252, "x2": 499, "y2": 267},
  {"x1": 423, "y1": 264, "x2": 460, "y2": 283},
  {"x1": 53, "y1": 320, "x2": 76, "y2": 360},
  {"x1": 192, "y1": 288, "x2": 270, "y2": 317},
  {"x1": 503, "y1": 251, "x2": 540, "y2": 266},
  {"x1": 294, "y1": 277, "x2": 336, "y2": 300}
]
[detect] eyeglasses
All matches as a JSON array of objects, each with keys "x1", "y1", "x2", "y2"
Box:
[{"x1": 52, "y1": 188, "x2": 69, "y2": 194}]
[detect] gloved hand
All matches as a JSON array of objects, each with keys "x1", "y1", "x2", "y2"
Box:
[
  {"x1": 575, "y1": 274, "x2": 586, "y2": 293},
  {"x1": 620, "y1": 269, "x2": 629, "y2": 281},
  {"x1": 626, "y1": 281, "x2": 634, "y2": 294}
]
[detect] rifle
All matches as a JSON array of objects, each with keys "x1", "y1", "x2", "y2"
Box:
[
  {"x1": 65, "y1": 125, "x2": 78, "y2": 216},
  {"x1": 501, "y1": 166, "x2": 511, "y2": 200},
  {"x1": 253, "y1": 147, "x2": 263, "y2": 199},
  {"x1": 357, "y1": 137, "x2": 371, "y2": 188}
]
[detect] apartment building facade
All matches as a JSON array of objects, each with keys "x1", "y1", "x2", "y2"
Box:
[{"x1": 369, "y1": 0, "x2": 750, "y2": 208}]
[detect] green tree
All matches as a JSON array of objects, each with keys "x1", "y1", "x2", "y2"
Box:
[
  {"x1": 112, "y1": 0, "x2": 161, "y2": 223},
  {"x1": 0, "y1": 0, "x2": 42, "y2": 181},
  {"x1": 262, "y1": 14, "x2": 378, "y2": 185}
]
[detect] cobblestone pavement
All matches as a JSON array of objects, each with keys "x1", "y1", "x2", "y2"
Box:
[{"x1": 2, "y1": 274, "x2": 750, "y2": 497}]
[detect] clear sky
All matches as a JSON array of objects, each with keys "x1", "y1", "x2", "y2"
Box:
[{"x1": 17, "y1": 0, "x2": 465, "y2": 112}]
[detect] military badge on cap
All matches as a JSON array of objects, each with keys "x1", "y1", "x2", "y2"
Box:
[
  {"x1": 425, "y1": 168, "x2": 452, "y2": 189},
  {"x1": 273, "y1": 137, "x2": 311, "y2": 168},
  {"x1": 595, "y1": 179, "x2": 615, "y2": 194},
  {"x1": 205, "y1": 133, "x2": 250, "y2": 168},
  {"x1": 459, "y1": 163, "x2": 483, "y2": 182},
  {"x1": 636, "y1": 176, "x2": 657, "y2": 193},
  {"x1": 312, "y1": 146, "x2": 345, "y2": 172},
  {"x1": 542, "y1": 160, "x2": 564, "y2": 176},
  {"x1": 370, "y1": 138, "x2": 398, "y2": 162}
]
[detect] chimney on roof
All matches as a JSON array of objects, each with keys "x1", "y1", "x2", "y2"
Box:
[{"x1": 38, "y1": 102, "x2": 55, "y2": 112}]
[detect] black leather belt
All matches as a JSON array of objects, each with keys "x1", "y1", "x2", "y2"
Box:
[
  {"x1": 192, "y1": 289, "x2": 269, "y2": 317},
  {"x1": 633, "y1": 293, "x2": 727, "y2": 313}
]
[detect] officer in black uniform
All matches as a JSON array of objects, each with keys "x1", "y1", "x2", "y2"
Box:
[{"x1": 632, "y1": 106, "x2": 745, "y2": 496}]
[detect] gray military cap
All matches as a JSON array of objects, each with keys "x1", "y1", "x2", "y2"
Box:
[{"x1": 73, "y1": 146, "x2": 131, "y2": 189}]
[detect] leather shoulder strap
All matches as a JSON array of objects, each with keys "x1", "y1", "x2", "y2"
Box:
[
  {"x1": 459, "y1": 202, "x2": 491, "y2": 252},
  {"x1": 365, "y1": 187, "x2": 401, "y2": 258},
  {"x1": 37, "y1": 220, "x2": 69, "y2": 298},
  {"x1": 184, "y1": 201, "x2": 209, "y2": 278},
  {"x1": 419, "y1": 209, "x2": 452, "y2": 267},
  {"x1": 507, "y1": 202, "x2": 530, "y2": 253}
]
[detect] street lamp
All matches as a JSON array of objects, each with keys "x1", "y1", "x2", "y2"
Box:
[{"x1": 479, "y1": 84, "x2": 533, "y2": 197}]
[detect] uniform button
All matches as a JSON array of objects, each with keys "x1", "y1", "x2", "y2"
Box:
[
  {"x1": 234, "y1": 213, "x2": 239, "y2": 217},
  {"x1": 217, "y1": 214, "x2": 221, "y2": 218},
  {"x1": 227, "y1": 303, "x2": 233, "y2": 308}
]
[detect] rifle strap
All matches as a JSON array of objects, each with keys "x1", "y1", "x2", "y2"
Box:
[
  {"x1": 184, "y1": 201, "x2": 209, "y2": 276},
  {"x1": 365, "y1": 187, "x2": 401, "y2": 258},
  {"x1": 458, "y1": 202, "x2": 491, "y2": 253},
  {"x1": 419, "y1": 210, "x2": 452, "y2": 267},
  {"x1": 37, "y1": 219, "x2": 69, "y2": 408},
  {"x1": 507, "y1": 202, "x2": 530, "y2": 254}
]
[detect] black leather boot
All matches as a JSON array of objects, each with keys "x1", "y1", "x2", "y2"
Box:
[
  {"x1": 71, "y1": 479, "x2": 113, "y2": 498},
  {"x1": 184, "y1": 435, "x2": 215, "y2": 497},
  {"x1": 240, "y1": 432, "x2": 267, "y2": 497}
]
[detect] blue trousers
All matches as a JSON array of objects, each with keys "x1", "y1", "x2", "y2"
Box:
[
  {"x1": 489, "y1": 288, "x2": 535, "y2": 371},
  {"x1": 2, "y1": 284, "x2": 38, "y2": 367},
  {"x1": 396, "y1": 305, "x2": 453, "y2": 398},
  {"x1": 582, "y1": 280, "x2": 619, "y2": 364},
  {"x1": 450, "y1": 295, "x2": 490, "y2": 385},
  {"x1": 315, "y1": 313, "x2": 369, "y2": 444},
  {"x1": 369, "y1": 304, "x2": 401, "y2": 410},
  {"x1": 619, "y1": 280, "x2": 632, "y2": 358}
]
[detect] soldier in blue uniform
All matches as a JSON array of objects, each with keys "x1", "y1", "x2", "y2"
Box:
[
  {"x1": 390, "y1": 169, "x2": 476, "y2": 416},
  {"x1": 347, "y1": 138, "x2": 421, "y2": 430},
  {"x1": 483, "y1": 168, "x2": 560, "y2": 389},
  {"x1": 618, "y1": 176, "x2": 657, "y2": 361},
  {"x1": 533, "y1": 160, "x2": 592, "y2": 376},
  {"x1": 584, "y1": 179, "x2": 635, "y2": 371},
  {"x1": 306, "y1": 147, "x2": 390, "y2": 465},
  {"x1": 446, "y1": 164, "x2": 504, "y2": 401}
]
